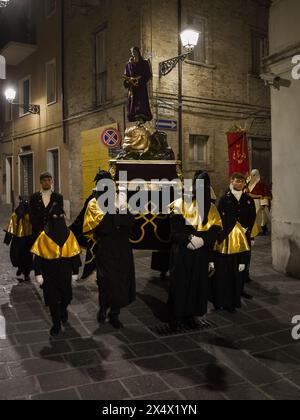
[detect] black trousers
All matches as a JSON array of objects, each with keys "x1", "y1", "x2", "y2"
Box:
[
  {"x1": 49, "y1": 301, "x2": 69, "y2": 328},
  {"x1": 96, "y1": 273, "x2": 120, "y2": 316}
]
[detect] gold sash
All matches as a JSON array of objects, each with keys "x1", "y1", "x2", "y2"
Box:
[
  {"x1": 31, "y1": 231, "x2": 81, "y2": 260},
  {"x1": 83, "y1": 198, "x2": 105, "y2": 234},
  {"x1": 216, "y1": 222, "x2": 250, "y2": 255},
  {"x1": 5, "y1": 213, "x2": 32, "y2": 238},
  {"x1": 170, "y1": 199, "x2": 223, "y2": 232}
]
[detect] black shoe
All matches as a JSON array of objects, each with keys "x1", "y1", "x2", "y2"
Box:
[
  {"x1": 50, "y1": 325, "x2": 61, "y2": 337},
  {"x1": 97, "y1": 306, "x2": 108, "y2": 324},
  {"x1": 61, "y1": 310, "x2": 69, "y2": 325},
  {"x1": 183, "y1": 317, "x2": 198, "y2": 330},
  {"x1": 241, "y1": 292, "x2": 253, "y2": 300},
  {"x1": 224, "y1": 307, "x2": 237, "y2": 314},
  {"x1": 109, "y1": 314, "x2": 124, "y2": 330},
  {"x1": 169, "y1": 319, "x2": 180, "y2": 333}
]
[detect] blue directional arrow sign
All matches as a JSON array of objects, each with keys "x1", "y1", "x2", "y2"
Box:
[{"x1": 156, "y1": 119, "x2": 178, "y2": 131}]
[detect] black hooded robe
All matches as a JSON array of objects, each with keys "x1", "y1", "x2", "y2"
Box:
[
  {"x1": 32, "y1": 228, "x2": 81, "y2": 309},
  {"x1": 168, "y1": 201, "x2": 223, "y2": 319},
  {"x1": 83, "y1": 198, "x2": 136, "y2": 312},
  {"x1": 69, "y1": 193, "x2": 97, "y2": 279},
  {"x1": 4, "y1": 210, "x2": 33, "y2": 278}
]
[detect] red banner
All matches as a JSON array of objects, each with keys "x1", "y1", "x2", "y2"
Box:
[{"x1": 227, "y1": 132, "x2": 250, "y2": 176}]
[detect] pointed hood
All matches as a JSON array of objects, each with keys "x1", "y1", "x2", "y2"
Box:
[{"x1": 45, "y1": 202, "x2": 69, "y2": 248}]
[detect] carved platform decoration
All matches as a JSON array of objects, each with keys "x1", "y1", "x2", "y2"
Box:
[
  {"x1": 117, "y1": 124, "x2": 175, "y2": 161},
  {"x1": 109, "y1": 160, "x2": 183, "y2": 251}
]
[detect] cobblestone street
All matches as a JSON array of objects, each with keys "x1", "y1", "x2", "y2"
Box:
[{"x1": 0, "y1": 211, "x2": 300, "y2": 400}]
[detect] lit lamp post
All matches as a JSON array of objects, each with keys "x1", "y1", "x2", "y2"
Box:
[
  {"x1": 5, "y1": 88, "x2": 40, "y2": 115},
  {"x1": 159, "y1": 29, "x2": 199, "y2": 161},
  {"x1": 159, "y1": 29, "x2": 199, "y2": 77},
  {"x1": 0, "y1": 0, "x2": 10, "y2": 8}
]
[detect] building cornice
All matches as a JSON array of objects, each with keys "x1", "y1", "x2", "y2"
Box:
[{"x1": 263, "y1": 42, "x2": 300, "y2": 67}]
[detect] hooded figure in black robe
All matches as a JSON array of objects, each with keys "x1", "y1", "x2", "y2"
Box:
[
  {"x1": 4, "y1": 198, "x2": 33, "y2": 282},
  {"x1": 168, "y1": 171, "x2": 223, "y2": 332},
  {"x1": 211, "y1": 173, "x2": 257, "y2": 313},
  {"x1": 69, "y1": 169, "x2": 107, "y2": 280},
  {"x1": 83, "y1": 171, "x2": 136, "y2": 329},
  {"x1": 31, "y1": 203, "x2": 81, "y2": 337}
]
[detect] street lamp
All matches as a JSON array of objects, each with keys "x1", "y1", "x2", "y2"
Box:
[
  {"x1": 5, "y1": 88, "x2": 16, "y2": 102},
  {"x1": 180, "y1": 29, "x2": 200, "y2": 52},
  {"x1": 4, "y1": 87, "x2": 40, "y2": 115},
  {"x1": 159, "y1": 29, "x2": 200, "y2": 77},
  {"x1": 0, "y1": 0, "x2": 10, "y2": 8}
]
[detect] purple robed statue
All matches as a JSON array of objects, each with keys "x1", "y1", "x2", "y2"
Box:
[{"x1": 124, "y1": 47, "x2": 153, "y2": 123}]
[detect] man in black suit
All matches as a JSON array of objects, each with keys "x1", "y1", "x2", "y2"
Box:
[
  {"x1": 211, "y1": 173, "x2": 257, "y2": 312},
  {"x1": 29, "y1": 172, "x2": 64, "y2": 239}
]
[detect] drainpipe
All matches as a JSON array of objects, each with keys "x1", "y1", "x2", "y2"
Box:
[
  {"x1": 61, "y1": 0, "x2": 67, "y2": 144},
  {"x1": 178, "y1": 0, "x2": 183, "y2": 162}
]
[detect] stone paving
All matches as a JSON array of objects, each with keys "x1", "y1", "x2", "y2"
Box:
[{"x1": 0, "y1": 212, "x2": 300, "y2": 400}]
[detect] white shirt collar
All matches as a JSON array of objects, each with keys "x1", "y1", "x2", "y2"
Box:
[
  {"x1": 40, "y1": 189, "x2": 53, "y2": 207},
  {"x1": 230, "y1": 185, "x2": 243, "y2": 202}
]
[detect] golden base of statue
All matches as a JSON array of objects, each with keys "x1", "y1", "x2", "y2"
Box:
[{"x1": 117, "y1": 123, "x2": 175, "y2": 161}]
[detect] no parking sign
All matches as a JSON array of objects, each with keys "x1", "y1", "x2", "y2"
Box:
[{"x1": 101, "y1": 127, "x2": 122, "y2": 149}]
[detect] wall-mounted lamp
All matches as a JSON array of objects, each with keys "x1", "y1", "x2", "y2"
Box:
[
  {"x1": 0, "y1": 0, "x2": 10, "y2": 8},
  {"x1": 159, "y1": 29, "x2": 200, "y2": 77},
  {"x1": 5, "y1": 88, "x2": 40, "y2": 115}
]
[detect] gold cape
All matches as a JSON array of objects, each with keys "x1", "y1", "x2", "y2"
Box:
[
  {"x1": 216, "y1": 222, "x2": 251, "y2": 255},
  {"x1": 5, "y1": 213, "x2": 32, "y2": 238},
  {"x1": 251, "y1": 223, "x2": 259, "y2": 239},
  {"x1": 83, "y1": 198, "x2": 105, "y2": 235},
  {"x1": 170, "y1": 199, "x2": 223, "y2": 232},
  {"x1": 31, "y1": 231, "x2": 81, "y2": 260}
]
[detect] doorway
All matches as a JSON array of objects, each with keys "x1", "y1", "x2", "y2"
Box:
[
  {"x1": 5, "y1": 156, "x2": 13, "y2": 205},
  {"x1": 248, "y1": 136, "x2": 272, "y2": 185}
]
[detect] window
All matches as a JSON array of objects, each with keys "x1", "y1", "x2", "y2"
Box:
[
  {"x1": 45, "y1": 0, "x2": 56, "y2": 18},
  {"x1": 47, "y1": 148, "x2": 60, "y2": 192},
  {"x1": 19, "y1": 76, "x2": 31, "y2": 117},
  {"x1": 19, "y1": 154, "x2": 34, "y2": 199},
  {"x1": 46, "y1": 59, "x2": 57, "y2": 105},
  {"x1": 187, "y1": 16, "x2": 206, "y2": 64},
  {"x1": 95, "y1": 27, "x2": 107, "y2": 105},
  {"x1": 189, "y1": 135, "x2": 209, "y2": 162},
  {"x1": 252, "y1": 32, "x2": 268, "y2": 76}
]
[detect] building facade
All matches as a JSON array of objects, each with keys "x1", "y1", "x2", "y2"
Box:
[
  {"x1": 65, "y1": 0, "x2": 271, "y2": 218},
  {"x1": 0, "y1": 0, "x2": 70, "y2": 215},
  {"x1": 264, "y1": 0, "x2": 300, "y2": 278},
  {"x1": 0, "y1": 0, "x2": 271, "y2": 221}
]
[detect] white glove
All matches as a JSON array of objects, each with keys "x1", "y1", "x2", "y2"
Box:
[
  {"x1": 72, "y1": 275, "x2": 79, "y2": 286},
  {"x1": 35, "y1": 275, "x2": 44, "y2": 286},
  {"x1": 190, "y1": 236, "x2": 204, "y2": 250},
  {"x1": 209, "y1": 262, "x2": 215, "y2": 271},
  {"x1": 187, "y1": 242, "x2": 195, "y2": 251},
  {"x1": 251, "y1": 240, "x2": 255, "y2": 247},
  {"x1": 239, "y1": 264, "x2": 246, "y2": 272},
  {"x1": 115, "y1": 191, "x2": 127, "y2": 211}
]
